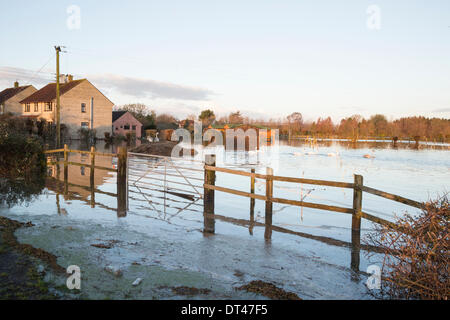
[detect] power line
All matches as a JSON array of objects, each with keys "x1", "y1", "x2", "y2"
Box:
[
  {"x1": 0, "y1": 68, "x2": 53, "y2": 78},
  {"x1": 0, "y1": 68, "x2": 54, "y2": 87},
  {"x1": 23, "y1": 53, "x2": 56, "y2": 86}
]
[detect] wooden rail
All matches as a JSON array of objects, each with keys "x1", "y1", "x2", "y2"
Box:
[
  {"x1": 361, "y1": 185, "x2": 424, "y2": 209},
  {"x1": 203, "y1": 164, "x2": 423, "y2": 228},
  {"x1": 45, "y1": 145, "x2": 128, "y2": 216},
  {"x1": 202, "y1": 156, "x2": 425, "y2": 271},
  {"x1": 45, "y1": 145, "x2": 117, "y2": 159}
]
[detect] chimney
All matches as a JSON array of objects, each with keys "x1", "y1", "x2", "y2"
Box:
[
  {"x1": 14, "y1": 81, "x2": 19, "y2": 88},
  {"x1": 59, "y1": 74, "x2": 73, "y2": 84},
  {"x1": 59, "y1": 74, "x2": 67, "y2": 84}
]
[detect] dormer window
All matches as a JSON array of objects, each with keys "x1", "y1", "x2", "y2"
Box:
[{"x1": 25, "y1": 103, "x2": 30, "y2": 112}]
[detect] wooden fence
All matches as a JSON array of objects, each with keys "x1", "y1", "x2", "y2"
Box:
[
  {"x1": 202, "y1": 154, "x2": 425, "y2": 271},
  {"x1": 45, "y1": 144, "x2": 128, "y2": 215},
  {"x1": 43, "y1": 147, "x2": 425, "y2": 272}
]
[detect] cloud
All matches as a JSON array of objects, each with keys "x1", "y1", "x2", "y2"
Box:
[
  {"x1": 0, "y1": 66, "x2": 213, "y2": 102},
  {"x1": 148, "y1": 101, "x2": 202, "y2": 116},
  {"x1": 88, "y1": 74, "x2": 213, "y2": 101},
  {"x1": 0, "y1": 66, "x2": 54, "y2": 88},
  {"x1": 432, "y1": 107, "x2": 450, "y2": 113}
]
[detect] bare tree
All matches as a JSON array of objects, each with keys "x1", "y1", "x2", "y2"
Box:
[
  {"x1": 287, "y1": 112, "x2": 303, "y2": 135},
  {"x1": 228, "y1": 111, "x2": 244, "y2": 124},
  {"x1": 198, "y1": 109, "x2": 216, "y2": 126}
]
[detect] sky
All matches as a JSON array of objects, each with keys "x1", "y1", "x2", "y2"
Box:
[{"x1": 1, "y1": 0, "x2": 449, "y2": 122}]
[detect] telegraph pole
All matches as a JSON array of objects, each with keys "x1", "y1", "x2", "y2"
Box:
[{"x1": 55, "y1": 46, "x2": 62, "y2": 147}]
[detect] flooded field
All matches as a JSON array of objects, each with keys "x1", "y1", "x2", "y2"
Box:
[{"x1": 1, "y1": 139, "x2": 449, "y2": 299}]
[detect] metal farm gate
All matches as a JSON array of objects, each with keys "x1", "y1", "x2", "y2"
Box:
[{"x1": 127, "y1": 153, "x2": 205, "y2": 221}]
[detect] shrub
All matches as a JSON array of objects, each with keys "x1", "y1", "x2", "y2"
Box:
[
  {"x1": 0, "y1": 114, "x2": 27, "y2": 134},
  {"x1": 78, "y1": 128, "x2": 96, "y2": 143},
  {"x1": 104, "y1": 132, "x2": 113, "y2": 143},
  {"x1": 0, "y1": 131, "x2": 46, "y2": 180},
  {"x1": 125, "y1": 131, "x2": 136, "y2": 142},
  {"x1": 365, "y1": 195, "x2": 449, "y2": 300},
  {"x1": 113, "y1": 134, "x2": 127, "y2": 143}
]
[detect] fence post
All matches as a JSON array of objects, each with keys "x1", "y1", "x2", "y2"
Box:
[
  {"x1": 264, "y1": 167, "x2": 273, "y2": 240},
  {"x1": 117, "y1": 147, "x2": 127, "y2": 217},
  {"x1": 63, "y1": 144, "x2": 68, "y2": 195},
  {"x1": 249, "y1": 168, "x2": 256, "y2": 235},
  {"x1": 90, "y1": 146, "x2": 96, "y2": 208},
  {"x1": 203, "y1": 154, "x2": 216, "y2": 234},
  {"x1": 351, "y1": 174, "x2": 363, "y2": 272}
]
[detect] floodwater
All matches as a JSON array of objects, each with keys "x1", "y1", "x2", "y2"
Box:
[{"x1": 1, "y1": 139, "x2": 449, "y2": 299}]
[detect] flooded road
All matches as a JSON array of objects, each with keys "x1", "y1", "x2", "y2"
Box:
[{"x1": 1, "y1": 139, "x2": 448, "y2": 299}]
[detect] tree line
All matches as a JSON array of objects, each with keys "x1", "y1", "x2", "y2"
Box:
[
  {"x1": 117, "y1": 104, "x2": 450, "y2": 142},
  {"x1": 283, "y1": 113, "x2": 450, "y2": 142}
]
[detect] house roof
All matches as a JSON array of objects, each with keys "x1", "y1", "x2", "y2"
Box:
[
  {"x1": 0, "y1": 85, "x2": 33, "y2": 105},
  {"x1": 112, "y1": 111, "x2": 127, "y2": 122},
  {"x1": 20, "y1": 80, "x2": 85, "y2": 104}
]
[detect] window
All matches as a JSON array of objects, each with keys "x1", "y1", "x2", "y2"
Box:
[
  {"x1": 124, "y1": 124, "x2": 130, "y2": 130},
  {"x1": 80, "y1": 166, "x2": 85, "y2": 176},
  {"x1": 81, "y1": 122, "x2": 89, "y2": 130},
  {"x1": 34, "y1": 103, "x2": 39, "y2": 112},
  {"x1": 115, "y1": 127, "x2": 119, "y2": 131},
  {"x1": 25, "y1": 103, "x2": 30, "y2": 112},
  {"x1": 132, "y1": 125, "x2": 136, "y2": 130},
  {"x1": 81, "y1": 103, "x2": 86, "y2": 113},
  {"x1": 44, "y1": 102, "x2": 52, "y2": 112}
]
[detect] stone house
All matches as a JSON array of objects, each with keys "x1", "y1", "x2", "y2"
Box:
[
  {"x1": 0, "y1": 82, "x2": 37, "y2": 115},
  {"x1": 112, "y1": 111, "x2": 143, "y2": 138},
  {"x1": 20, "y1": 76, "x2": 114, "y2": 139}
]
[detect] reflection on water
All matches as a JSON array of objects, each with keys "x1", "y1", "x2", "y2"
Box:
[
  {"x1": 45, "y1": 151, "x2": 118, "y2": 214},
  {"x1": 2, "y1": 139, "x2": 449, "y2": 288},
  {"x1": 47, "y1": 152, "x2": 115, "y2": 199},
  {"x1": 66, "y1": 139, "x2": 142, "y2": 154},
  {"x1": 41, "y1": 138, "x2": 450, "y2": 245},
  {"x1": 0, "y1": 176, "x2": 45, "y2": 208},
  {"x1": 284, "y1": 138, "x2": 450, "y2": 150}
]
